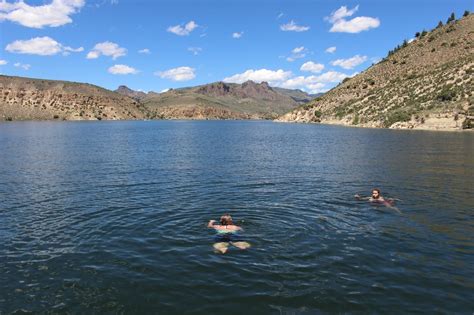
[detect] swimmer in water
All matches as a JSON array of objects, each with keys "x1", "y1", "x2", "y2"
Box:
[
  {"x1": 355, "y1": 188, "x2": 401, "y2": 213},
  {"x1": 355, "y1": 188, "x2": 386, "y2": 202},
  {"x1": 208, "y1": 214, "x2": 251, "y2": 254}
]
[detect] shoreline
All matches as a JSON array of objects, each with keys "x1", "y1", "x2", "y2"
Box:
[
  {"x1": 274, "y1": 119, "x2": 474, "y2": 133},
  {"x1": 1, "y1": 118, "x2": 473, "y2": 132}
]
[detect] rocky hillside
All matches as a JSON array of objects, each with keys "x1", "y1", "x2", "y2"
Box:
[
  {"x1": 0, "y1": 75, "x2": 148, "y2": 121},
  {"x1": 138, "y1": 81, "x2": 309, "y2": 120},
  {"x1": 277, "y1": 13, "x2": 474, "y2": 130},
  {"x1": 115, "y1": 85, "x2": 147, "y2": 101}
]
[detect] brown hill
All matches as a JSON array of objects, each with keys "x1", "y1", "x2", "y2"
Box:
[
  {"x1": 277, "y1": 14, "x2": 474, "y2": 130},
  {"x1": 140, "y1": 80, "x2": 305, "y2": 120},
  {"x1": 115, "y1": 85, "x2": 147, "y2": 101},
  {"x1": 0, "y1": 75, "x2": 148, "y2": 121}
]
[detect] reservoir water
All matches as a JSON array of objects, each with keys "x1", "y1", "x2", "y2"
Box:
[{"x1": 0, "y1": 120, "x2": 473, "y2": 314}]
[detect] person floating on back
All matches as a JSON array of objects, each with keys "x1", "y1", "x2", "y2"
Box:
[
  {"x1": 208, "y1": 214, "x2": 251, "y2": 254},
  {"x1": 355, "y1": 188, "x2": 401, "y2": 213}
]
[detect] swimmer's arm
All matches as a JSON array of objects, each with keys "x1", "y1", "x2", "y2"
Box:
[
  {"x1": 207, "y1": 220, "x2": 216, "y2": 228},
  {"x1": 354, "y1": 194, "x2": 370, "y2": 201}
]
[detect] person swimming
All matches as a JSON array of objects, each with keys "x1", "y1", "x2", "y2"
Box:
[
  {"x1": 355, "y1": 188, "x2": 401, "y2": 213},
  {"x1": 207, "y1": 214, "x2": 251, "y2": 254},
  {"x1": 355, "y1": 188, "x2": 387, "y2": 202}
]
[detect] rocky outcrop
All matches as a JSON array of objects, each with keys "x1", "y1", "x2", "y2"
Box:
[
  {"x1": 278, "y1": 14, "x2": 474, "y2": 131},
  {"x1": 115, "y1": 85, "x2": 147, "y2": 100},
  {"x1": 195, "y1": 80, "x2": 295, "y2": 102}
]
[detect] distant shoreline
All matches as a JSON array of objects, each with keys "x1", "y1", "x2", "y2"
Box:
[{"x1": 1, "y1": 118, "x2": 473, "y2": 132}]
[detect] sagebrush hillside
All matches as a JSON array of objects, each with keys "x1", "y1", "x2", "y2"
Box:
[
  {"x1": 277, "y1": 13, "x2": 474, "y2": 130},
  {"x1": 0, "y1": 76, "x2": 148, "y2": 121}
]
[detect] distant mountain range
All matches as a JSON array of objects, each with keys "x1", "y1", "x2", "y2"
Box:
[
  {"x1": 0, "y1": 76, "x2": 316, "y2": 121},
  {"x1": 114, "y1": 81, "x2": 318, "y2": 120},
  {"x1": 277, "y1": 13, "x2": 474, "y2": 130}
]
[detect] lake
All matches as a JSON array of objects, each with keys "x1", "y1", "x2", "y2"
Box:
[{"x1": 0, "y1": 120, "x2": 473, "y2": 314}]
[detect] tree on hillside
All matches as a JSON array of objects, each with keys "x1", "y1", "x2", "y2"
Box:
[
  {"x1": 415, "y1": 31, "x2": 420, "y2": 37},
  {"x1": 463, "y1": 10, "x2": 470, "y2": 17},
  {"x1": 447, "y1": 12, "x2": 455, "y2": 23},
  {"x1": 436, "y1": 21, "x2": 443, "y2": 28}
]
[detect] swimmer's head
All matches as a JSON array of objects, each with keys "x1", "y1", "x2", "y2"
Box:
[
  {"x1": 220, "y1": 214, "x2": 233, "y2": 225},
  {"x1": 372, "y1": 188, "x2": 381, "y2": 199}
]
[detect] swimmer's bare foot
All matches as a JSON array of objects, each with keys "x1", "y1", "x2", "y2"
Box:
[
  {"x1": 231, "y1": 241, "x2": 251, "y2": 250},
  {"x1": 213, "y1": 242, "x2": 229, "y2": 254}
]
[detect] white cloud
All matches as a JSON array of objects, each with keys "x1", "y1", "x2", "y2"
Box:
[
  {"x1": 280, "y1": 20, "x2": 310, "y2": 32},
  {"x1": 331, "y1": 55, "x2": 367, "y2": 69},
  {"x1": 223, "y1": 69, "x2": 293, "y2": 85},
  {"x1": 87, "y1": 41, "x2": 126, "y2": 60},
  {"x1": 223, "y1": 68, "x2": 349, "y2": 94},
  {"x1": 155, "y1": 66, "x2": 196, "y2": 81},
  {"x1": 188, "y1": 47, "x2": 202, "y2": 55},
  {"x1": 292, "y1": 46, "x2": 305, "y2": 54},
  {"x1": 327, "y1": 5, "x2": 359, "y2": 23},
  {"x1": 108, "y1": 64, "x2": 138, "y2": 75},
  {"x1": 167, "y1": 21, "x2": 198, "y2": 36},
  {"x1": 0, "y1": 60, "x2": 7, "y2": 65},
  {"x1": 287, "y1": 46, "x2": 308, "y2": 62},
  {"x1": 160, "y1": 88, "x2": 170, "y2": 93},
  {"x1": 138, "y1": 48, "x2": 150, "y2": 54},
  {"x1": 6, "y1": 36, "x2": 82, "y2": 56},
  {"x1": 300, "y1": 61, "x2": 325, "y2": 73},
  {"x1": 327, "y1": 5, "x2": 380, "y2": 33},
  {"x1": 232, "y1": 32, "x2": 243, "y2": 39},
  {"x1": 277, "y1": 12, "x2": 284, "y2": 19},
  {"x1": 13, "y1": 62, "x2": 30, "y2": 70},
  {"x1": 279, "y1": 71, "x2": 349, "y2": 93},
  {"x1": 0, "y1": 0, "x2": 84, "y2": 28},
  {"x1": 325, "y1": 46, "x2": 336, "y2": 53},
  {"x1": 330, "y1": 17, "x2": 380, "y2": 33},
  {"x1": 279, "y1": 77, "x2": 327, "y2": 93}
]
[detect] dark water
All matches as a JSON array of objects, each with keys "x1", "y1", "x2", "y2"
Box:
[{"x1": 0, "y1": 120, "x2": 473, "y2": 314}]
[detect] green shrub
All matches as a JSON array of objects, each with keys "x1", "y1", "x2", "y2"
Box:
[
  {"x1": 437, "y1": 87, "x2": 456, "y2": 101},
  {"x1": 352, "y1": 113, "x2": 360, "y2": 125},
  {"x1": 446, "y1": 12, "x2": 455, "y2": 24},
  {"x1": 383, "y1": 110, "x2": 411, "y2": 127},
  {"x1": 462, "y1": 118, "x2": 472, "y2": 129},
  {"x1": 446, "y1": 25, "x2": 456, "y2": 33},
  {"x1": 314, "y1": 110, "x2": 322, "y2": 118}
]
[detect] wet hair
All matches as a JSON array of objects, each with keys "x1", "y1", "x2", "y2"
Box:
[{"x1": 220, "y1": 214, "x2": 233, "y2": 225}]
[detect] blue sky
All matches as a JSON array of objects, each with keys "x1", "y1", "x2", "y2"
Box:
[{"x1": 0, "y1": 0, "x2": 472, "y2": 93}]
